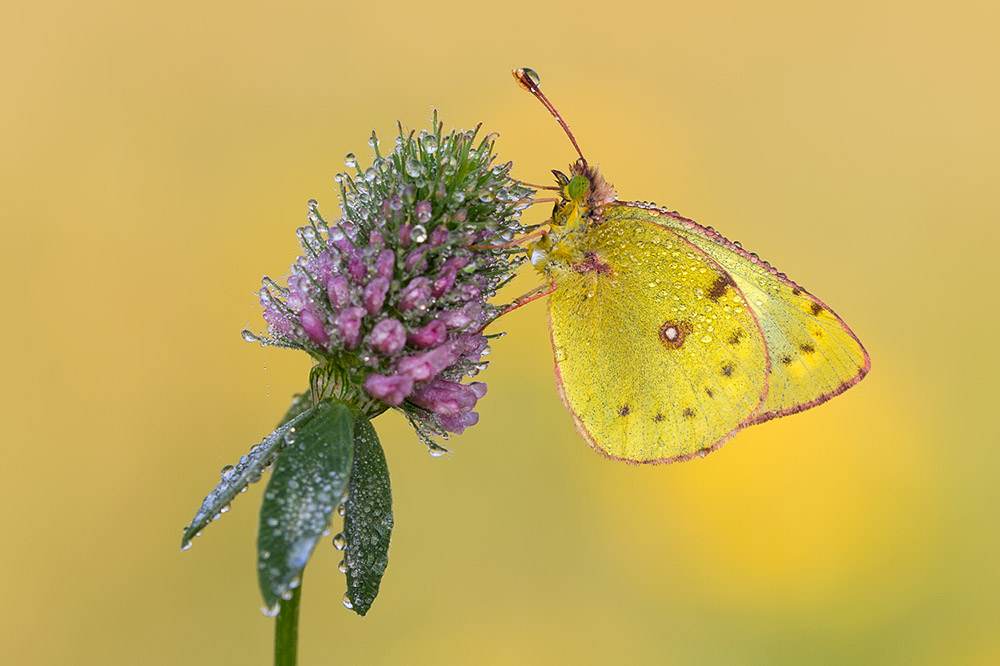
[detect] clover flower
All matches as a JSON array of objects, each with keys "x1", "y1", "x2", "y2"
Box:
[{"x1": 245, "y1": 114, "x2": 533, "y2": 447}]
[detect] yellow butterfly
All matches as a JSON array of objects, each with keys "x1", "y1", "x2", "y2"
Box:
[{"x1": 511, "y1": 68, "x2": 870, "y2": 464}]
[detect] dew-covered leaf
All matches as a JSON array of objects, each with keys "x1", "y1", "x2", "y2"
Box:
[
  {"x1": 257, "y1": 400, "x2": 354, "y2": 608},
  {"x1": 181, "y1": 405, "x2": 316, "y2": 550},
  {"x1": 343, "y1": 415, "x2": 393, "y2": 616}
]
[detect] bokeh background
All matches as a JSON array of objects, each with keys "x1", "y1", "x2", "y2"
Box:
[{"x1": 4, "y1": 1, "x2": 998, "y2": 664}]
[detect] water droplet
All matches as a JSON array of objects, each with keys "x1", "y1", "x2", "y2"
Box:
[
  {"x1": 338, "y1": 559, "x2": 348, "y2": 573},
  {"x1": 405, "y1": 158, "x2": 422, "y2": 178},
  {"x1": 421, "y1": 135, "x2": 438, "y2": 154},
  {"x1": 412, "y1": 225, "x2": 428, "y2": 243},
  {"x1": 342, "y1": 595, "x2": 354, "y2": 610},
  {"x1": 364, "y1": 167, "x2": 377, "y2": 182},
  {"x1": 261, "y1": 603, "x2": 280, "y2": 617},
  {"x1": 333, "y1": 533, "x2": 347, "y2": 551},
  {"x1": 344, "y1": 153, "x2": 357, "y2": 168},
  {"x1": 307, "y1": 198, "x2": 319, "y2": 211},
  {"x1": 220, "y1": 464, "x2": 236, "y2": 479},
  {"x1": 241, "y1": 330, "x2": 259, "y2": 343},
  {"x1": 478, "y1": 190, "x2": 494, "y2": 202},
  {"x1": 428, "y1": 446, "x2": 447, "y2": 458},
  {"x1": 337, "y1": 502, "x2": 346, "y2": 517},
  {"x1": 180, "y1": 541, "x2": 192, "y2": 552},
  {"x1": 520, "y1": 67, "x2": 541, "y2": 87}
]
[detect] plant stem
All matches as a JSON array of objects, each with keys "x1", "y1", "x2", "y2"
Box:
[{"x1": 274, "y1": 579, "x2": 302, "y2": 666}]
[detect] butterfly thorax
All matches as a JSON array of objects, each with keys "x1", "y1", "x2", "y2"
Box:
[{"x1": 529, "y1": 163, "x2": 616, "y2": 279}]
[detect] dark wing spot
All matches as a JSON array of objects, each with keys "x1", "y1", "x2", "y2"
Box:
[
  {"x1": 654, "y1": 413, "x2": 664, "y2": 423},
  {"x1": 728, "y1": 329, "x2": 743, "y2": 345},
  {"x1": 659, "y1": 320, "x2": 693, "y2": 349},
  {"x1": 705, "y1": 387, "x2": 714, "y2": 398},
  {"x1": 721, "y1": 363, "x2": 734, "y2": 377},
  {"x1": 781, "y1": 355, "x2": 793, "y2": 365},
  {"x1": 799, "y1": 343, "x2": 816, "y2": 354},
  {"x1": 707, "y1": 274, "x2": 735, "y2": 301},
  {"x1": 618, "y1": 404, "x2": 630, "y2": 417},
  {"x1": 682, "y1": 407, "x2": 696, "y2": 419},
  {"x1": 810, "y1": 302, "x2": 824, "y2": 316},
  {"x1": 791, "y1": 287, "x2": 802, "y2": 296}
]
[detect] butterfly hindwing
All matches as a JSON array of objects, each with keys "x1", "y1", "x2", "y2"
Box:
[
  {"x1": 606, "y1": 204, "x2": 870, "y2": 423},
  {"x1": 547, "y1": 213, "x2": 769, "y2": 463}
]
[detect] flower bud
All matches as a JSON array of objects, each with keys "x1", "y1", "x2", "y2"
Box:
[
  {"x1": 368, "y1": 318, "x2": 406, "y2": 354},
  {"x1": 335, "y1": 307, "x2": 365, "y2": 349},
  {"x1": 363, "y1": 373, "x2": 414, "y2": 406}
]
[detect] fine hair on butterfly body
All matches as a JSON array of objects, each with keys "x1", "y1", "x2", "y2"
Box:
[{"x1": 510, "y1": 67, "x2": 870, "y2": 465}]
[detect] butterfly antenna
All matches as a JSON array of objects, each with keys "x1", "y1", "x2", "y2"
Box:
[{"x1": 513, "y1": 68, "x2": 588, "y2": 169}]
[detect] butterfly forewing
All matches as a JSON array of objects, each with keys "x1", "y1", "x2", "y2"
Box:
[
  {"x1": 612, "y1": 205, "x2": 871, "y2": 423},
  {"x1": 547, "y1": 214, "x2": 768, "y2": 463}
]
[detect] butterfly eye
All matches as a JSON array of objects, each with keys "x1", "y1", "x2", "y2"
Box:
[{"x1": 567, "y1": 175, "x2": 589, "y2": 200}]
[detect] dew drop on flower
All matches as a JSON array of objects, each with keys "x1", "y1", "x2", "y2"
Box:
[
  {"x1": 422, "y1": 134, "x2": 438, "y2": 154},
  {"x1": 344, "y1": 153, "x2": 357, "y2": 168},
  {"x1": 412, "y1": 224, "x2": 428, "y2": 243},
  {"x1": 342, "y1": 595, "x2": 354, "y2": 610},
  {"x1": 405, "y1": 158, "x2": 422, "y2": 178},
  {"x1": 338, "y1": 559, "x2": 348, "y2": 574},
  {"x1": 306, "y1": 198, "x2": 319, "y2": 212},
  {"x1": 333, "y1": 533, "x2": 347, "y2": 551},
  {"x1": 241, "y1": 330, "x2": 259, "y2": 343},
  {"x1": 261, "y1": 604, "x2": 280, "y2": 617},
  {"x1": 364, "y1": 167, "x2": 377, "y2": 182}
]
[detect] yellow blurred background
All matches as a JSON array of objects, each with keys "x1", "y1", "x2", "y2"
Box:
[{"x1": 3, "y1": 1, "x2": 998, "y2": 664}]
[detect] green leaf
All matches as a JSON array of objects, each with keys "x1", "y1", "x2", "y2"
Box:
[
  {"x1": 181, "y1": 405, "x2": 316, "y2": 549},
  {"x1": 257, "y1": 400, "x2": 354, "y2": 608},
  {"x1": 343, "y1": 415, "x2": 393, "y2": 616}
]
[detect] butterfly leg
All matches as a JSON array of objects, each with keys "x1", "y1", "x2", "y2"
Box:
[
  {"x1": 468, "y1": 227, "x2": 549, "y2": 250},
  {"x1": 477, "y1": 276, "x2": 557, "y2": 332}
]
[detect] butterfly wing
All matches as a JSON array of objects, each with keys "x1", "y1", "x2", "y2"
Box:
[
  {"x1": 605, "y1": 204, "x2": 870, "y2": 424},
  {"x1": 546, "y1": 213, "x2": 769, "y2": 463}
]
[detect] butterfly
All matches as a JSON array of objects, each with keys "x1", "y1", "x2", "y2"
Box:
[{"x1": 510, "y1": 68, "x2": 870, "y2": 464}]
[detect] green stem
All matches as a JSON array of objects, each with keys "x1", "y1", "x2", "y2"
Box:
[{"x1": 274, "y1": 579, "x2": 302, "y2": 666}]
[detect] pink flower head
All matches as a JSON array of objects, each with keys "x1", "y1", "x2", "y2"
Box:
[{"x1": 251, "y1": 122, "x2": 534, "y2": 445}]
